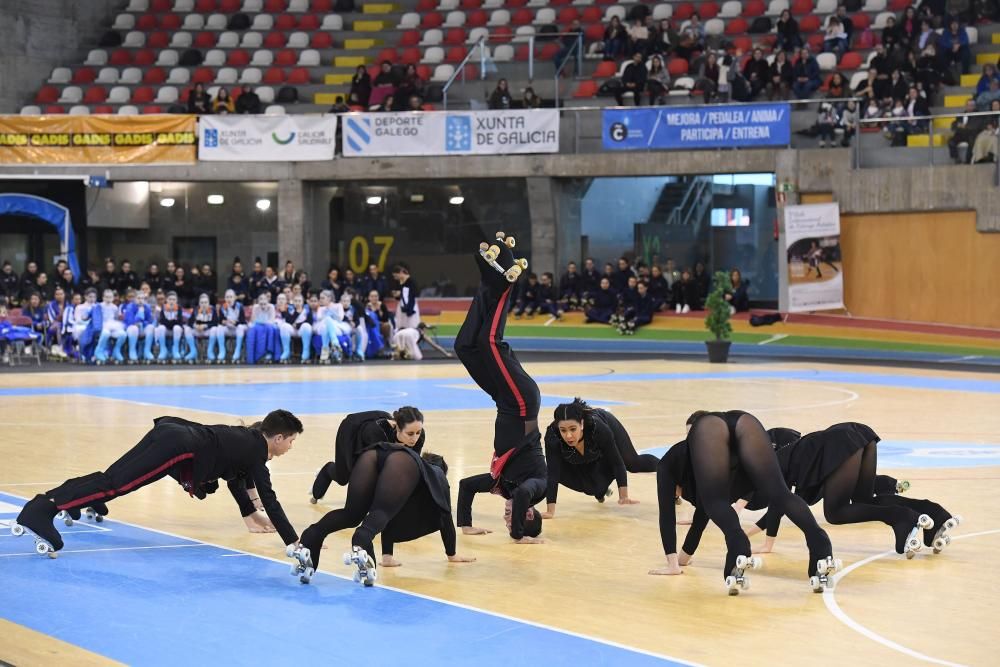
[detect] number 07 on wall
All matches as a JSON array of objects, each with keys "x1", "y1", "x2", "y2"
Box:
[{"x1": 348, "y1": 235, "x2": 395, "y2": 273}]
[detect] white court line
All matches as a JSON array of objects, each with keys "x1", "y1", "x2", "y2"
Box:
[
  {"x1": 0, "y1": 491, "x2": 701, "y2": 667},
  {"x1": 757, "y1": 334, "x2": 789, "y2": 346},
  {"x1": 823, "y1": 528, "x2": 1000, "y2": 667},
  {"x1": 0, "y1": 543, "x2": 213, "y2": 558},
  {"x1": 197, "y1": 391, "x2": 409, "y2": 401}
]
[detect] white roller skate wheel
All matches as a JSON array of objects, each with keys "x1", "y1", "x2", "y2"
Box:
[
  {"x1": 35, "y1": 541, "x2": 50, "y2": 555},
  {"x1": 740, "y1": 578, "x2": 750, "y2": 591},
  {"x1": 290, "y1": 563, "x2": 300, "y2": 576},
  {"x1": 343, "y1": 552, "x2": 354, "y2": 566},
  {"x1": 353, "y1": 572, "x2": 362, "y2": 583},
  {"x1": 750, "y1": 556, "x2": 762, "y2": 569},
  {"x1": 725, "y1": 575, "x2": 736, "y2": 589},
  {"x1": 505, "y1": 236, "x2": 516, "y2": 248},
  {"x1": 285, "y1": 544, "x2": 297, "y2": 558},
  {"x1": 300, "y1": 570, "x2": 313, "y2": 585},
  {"x1": 810, "y1": 576, "x2": 822, "y2": 593},
  {"x1": 918, "y1": 514, "x2": 934, "y2": 530},
  {"x1": 94, "y1": 514, "x2": 104, "y2": 523},
  {"x1": 11, "y1": 523, "x2": 25, "y2": 536},
  {"x1": 309, "y1": 496, "x2": 317, "y2": 505},
  {"x1": 735, "y1": 555, "x2": 748, "y2": 569},
  {"x1": 495, "y1": 231, "x2": 505, "y2": 240},
  {"x1": 945, "y1": 516, "x2": 960, "y2": 530},
  {"x1": 479, "y1": 242, "x2": 489, "y2": 252}
]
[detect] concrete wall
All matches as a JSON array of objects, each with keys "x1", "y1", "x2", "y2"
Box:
[{"x1": 0, "y1": 0, "x2": 123, "y2": 113}]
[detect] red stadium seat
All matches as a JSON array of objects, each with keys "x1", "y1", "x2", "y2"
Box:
[
  {"x1": 137, "y1": 14, "x2": 158, "y2": 31},
  {"x1": 461, "y1": 0, "x2": 481, "y2": 7},
  {"x1": 72, "y1": 67, "x2": 96, "y2": 84},
  {"x1": 151, "y1": 0, "x2": 171, "y2": 10},
  {"x1": 725, "y1": 18, "x2": 747, "y2": 34},
  {"x1": 194, "y1": 32, "x2": 216, "y2": 48},
  {"x1": 731, "y1": 36, "x2": 752, "y2": 52},
  {"x1": 227, "y1": 49, "x2": 250, "y2": 66},
  {"x1": 581, "y1": 6, "x2": 601, "y2": 22},
  {"x1": 196, "y1": 0, "x2": 216, "y2": 11},
  {"x1": 143, "y1": 67, "x2": 167, "y2": 83},
  {"x1": 511, "y1": 8, "x2": 532, "y2": 25},
  {"x1": 492, "y1": 26, "x2": 513, "y2": 42},
  {"x1": 839, "y1": 51, "x2": 862, "y2": 69},
  {"x1": 445, "y1": 46, "x2": 466, "y2": 62},
  {"x1": 539, "y1": 42, "x2": 559, "y2": 58},
  {"x1": 400, "y1": 30, "x2": 420, "y2": 46},
  {"x1": 558, "y1": 7, "x2": 579, "y2": 23},
  {"x1": 745, "y1": 0, "x2": 765, "y2": 15},
  {"x1": 264, "y1": 0, "x2": 287, "y2": 11},
  {"x1": 180, "y1": 87, "x2": 191, "y2": 102},
  {"x1": 44, "y1": 105, "x2": 67, "y2": 114},
  {"x1": 416, "y1": 64, "x2": 431, "y2": 79},
  {"x1": 400, "y1": 47, "x2": 421, "y2": 64},
  {"x1": 584, "y1": 24, "x2": 604, "y2": 42},
  {"x1": 367, "y1": 64, "x2": 379, "y2": 79},
  {"x1": 595, "y1": 0, "x2": 615, "y2": 5},
  {"x1": 134, "y1": 49, "x2": 156, "y2": 67},
  {"x1": 93, "y1": 105, "x2": 114, "y2": 114},
  {"x1": 889, "y1": 0, "x2": 911, "y2": 9},
  {"x1": 264, "y1": 31, "x2": 287, "y2": 48},
  {"x1": 109, "y1": 49, "x2": 133, "y2": 66},
  {"x1": 287, "y1": 67, "x2": 309, "y2": 84},
  {"x1": 467, "y1": 10, "x2": 487, "y2": 27},
  {"x1": 220, "y1": 0, "x2": 241, "y2": 10},
  {"x1": 311, "y1": 0, "x2": 333, "y2": 10},
  {"x1": 700, "y1": 2, "x2": 719, "y2": 18},
  {"x1": 852, "y1": 13, "x2": 871, "y2": 29},
  {"x1": 275, "y1": 49, "x2": 296, "y2": 65},
  {"x1": 83, "y1": 86, "x2": 108, "y2": 103},
  {"x1": 673, "y1": 3, "x2": 695, "y2": 20},
  {"x1": 148, "y1": 31, "x2": 169, "y2": 48},
  {"x1": 514, "y1": 44, "x2": 530, "y2": 60},
  {"x1": 572, "y1": 80, "x2": 597, "y2": 97},
  {"x1": 160, "y1": 14, "x2": 181, "y2": 31},
  {"x1": 132, "y1": 87, "x2": 155, "y2": 103},
  {"x1": 377, "y1": 48, "x2": 399, "y2": 62},
  {"x1": 35, "y1": 86, "x2": 59, "y2": 104},
  {"x1": 791, "y1": 0, "x2": 811, "y2": 14},
  {"x1": 506, "y1": 0, "x2": 527, "y2": 6},
  {"x1": 275, "y1": 14, "x2": 297, "y2": 30},
  {"x1": 310, "y1": 32, "x2": 333, "y2": 48},
  {"x1": 667, "y1": 58, "x2": 689, "y2": 76},
  {"x1": 416, "y1": 0, "x2": 435, "y2": 10},
  {"x1": 592, "y1": 60, "x2": 617, "y2": 78},
  {"x1": 263, "y1": 67, "x2": 286, "y2": 83},
  {"x1": 143, "y1": 105, "x2": 164, "y2": 114},
  {"x1": 445, "y1": 28, "x2": 466, "y2": 44},
  {"x1": 807, "y1": 33, "x2": 823, "y2": 50},
  {"x1": 298, "y1": 15, "x2": 319, "y2": 30},
  {"x1": 799, "y1": 15, "x2": 820, "y2": 32},
  {"x1": 192, "y1": 67, "x2": 215, "y2": 83},
  {"x1": 421, "y1": 12, "x2": 443, "y2": 28}
]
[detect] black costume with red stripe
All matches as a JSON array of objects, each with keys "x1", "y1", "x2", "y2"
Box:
[
  {"x1": 454, "y1": 244, "x2": 546, "y2": 539},
  {"x1": 44, "y1": 416, "x2": 297, "y2": 545}
]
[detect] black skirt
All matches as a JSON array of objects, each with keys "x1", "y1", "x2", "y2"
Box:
[{"x1": 784, "y1": 422, "x2": 880, "y2": 504}]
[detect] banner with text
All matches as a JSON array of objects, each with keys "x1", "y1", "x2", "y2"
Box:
[
  {"x1": 199, "y1": 114, "x2": 336, "y2": 161},
  {"x1": 342, "y1": 109, "x2": 559, "y2": 157},
  {"x1": 603, "y1": 104, "x2": 791, "y2": 150},
  {"x1": 0, "y1": 115, "x2": 196, "y2": 165},
  {"x1": 784, "y1": 202, "x2": 844, "y2": 313}
]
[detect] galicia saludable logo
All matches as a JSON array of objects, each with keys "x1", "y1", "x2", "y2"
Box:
[{"x1": 272, "y1": 132, "x2": 296, "y2": 145}]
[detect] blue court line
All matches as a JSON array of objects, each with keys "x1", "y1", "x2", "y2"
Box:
[{"x1": 0, "y1": 492, "x2": 689, "y2": 666}]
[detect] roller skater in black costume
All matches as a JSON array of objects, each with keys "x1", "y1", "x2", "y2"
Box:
[
  {"x1": 650, "y1": 410, "x2": 839, "y2": 595},
  {"x1": 746, "y1": 422, "x2": 960, "y2": 559},
  {"x1": 455, "y1": 232, "x2": 546, "y2": 544}
]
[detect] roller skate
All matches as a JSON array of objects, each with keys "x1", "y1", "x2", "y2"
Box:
[
  {"x1": 478, "y1": 232, "x2": 528, "y2": 288},
  {"x1": 56, "y1": 508, "x2": 81, "y2": 526},
  {"x1": 287, "y1": 543, "x2": 316, "y2": 584},
  {"x1": 896, "y1": 479, "x2": 911, "y2": 494},
  {"x1": 84, "y1": 501, "x2": 109, "y2": 523},
  {"x1": 894, "y1": 513, "x2": 934, "y2": 559},
  {"x1": 12, "y1": 495, "x2": 63, "y2": 557},
  {"x1": 809, "y1": 555, "x2": 843, "y2": 593},
  {"x1": 344, "y1": 545, "x2": 377, "y2": 587},
  {"x1": 319, "y1": 348, "x2": 331, "y2": 365},
  {"x1": 929, "y1": 515, "x2": 961, "y2": 554},
  {"x1": 725, "y1": 554, "x2": 762, "y2": 596}
]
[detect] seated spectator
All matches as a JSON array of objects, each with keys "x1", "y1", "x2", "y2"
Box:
[
  {"x1": 235, "y1": 85, "x2": 261, "y2": 114},
  {"x1": 854, "y1": 68, "x2": 878, "y2": 108},
  {"x1": 646, "y1": 265, "x2": 671, "y2": 311},
  {"x1": 373, "y1": 60, "x2": 397, "y2": 87},
  {"x1": 261, "y1": 265, "x2": 282, "y2": 302},
  {"x1": 621, "y1": 280, "x2": 655, "y2": 334},
  {"x1": 675, "y1": 13, "x2": 705, "y2": 61},
  {"x1": 612, "y1": 257, "x2": 635, "y2": 292},
  {"x1": 488, "y1": 78, "x2": 513, "y2": 109},
  {"x1": 627, "y1": 17, "x2": 651, "y2": 57},
  {"x1": 775, "y1": 10, "x2": 802, "y2": 53},
  {"x1": 394, "y1": 64, "x2": 424, "y2": 106},
  {"x1": 522, "y1": 86, "x2": 542, "y2": 108},
  {"x1": 295, "y1": 271, "x2": 311, "y2": 296},
  {"x1": 615, "y1": 51, "x2": 648, "y2": 106},
  {"x1": 361, "y1": 264, "x2": 386, "y2": 298},
  {"x1": 977, "y1": 64, "x2": 1000, "y2": 96},
  {"x1": 971, "y1": 114, "x2": 999, "y2": 163},
  {"x1": 834, "y1": 5, "x2": 854, "y2": 43},
  {"x1": 23, "y1": 292, "x2": 47, "y2": 340},
  {"x1": 535, "y1": 272, "x2": 562, "y2": 320},
  {"x1": 882, "y1": 16, "x2": 902, "y2": 53},
  {"x1": 321, "y1": 267, "x2": 342, "y2": 300},
  {"x1": 370, "y1": 61, "x2": 396, "y2": 109},
  {"x1": 897, "y1": 6, "x2": 918, "y2": 53},
  {"x1": 885, "y1": 68, "x2": 908, "y2": 105},
  {"x1": 173, "y1": 266, "x2": 193, "y2": 308},
  {"x1": 672, "y1": 269, "x2": 699, "y2": 313},
  {"x1": 768, "y1": 49, "x2": 793, "y2": 101},
  {"x1": 213, "y1": 87, "x2": 235, "y2": 114},
  {"x1": 792, "y1": 47, "x2": 820, "y2": 99},
  {"x1": 653, "y1": 18, "x2": 679, "y2": 57},
  {"x1": 554, "y1": 19, "x2": 583, "y2": 73},
  {"x1": 615, "y1": 275, "x2": 640, "y2": 321},
  {"x1": 915, "y1": 44, "x2": 944, "y2": 91},
  {"x1": 884, "y1": 97, "x2": 908, "y2": 141},
  {"x1": 197, "y1": 263, "x2": 216, "y2": 303},
  {"x1": 696, "y1": 51, "x2": 721, "y2": 102},
  {"x1": 743, "y1": 48, "x2": 770, "y2": 100},
  {"x1": 725, "y1": 269, "x2": 749, "y2": 313},
  {"x1": 816, "y1": 102, "x2": 840, "y2": 147},
  {"x1": 840, "y1": 100, "x2": 859, "y2": 146},
  {"x1": 98, "y1": 259, "x2": 118, "y2": 294},
  {"x1": 558, "y1": 261, "x2": 582, "y2": 310},
  {"x1": 584, "y1": 277, "x2": 617, "y2": 324},
  {"x1": 45, "y1": 286, "x2": 67, "y2": 353},
  {"x1": 823, "y1": 17, "x2": 848, "y2": 58},
  {"x1": 647, "y1": 54, "x2": 671, "y2": 104},
  {"x1": 187, "y1": 82, "x2": 211, "y2": 114},
  {"x1": 246, "y1": 292, "x2": 280, "y2": 364},
  {"x1": 603, "y1": 16, "x2": 627, "y2": 61},
  {"x1": 365, "y1": 289, "x2": 393, "y2": 357},
  {"x1": 939, "y1": 20, "x2": 971, "y2": 76},
  {"x1": 349, "y1": 64, "x2": 372, "y2": 108},
  {"x1": 949, "y1": 99, "x2": 982, "y2": 163},
  {"x1": 33, "y1": 272, "x2": 53, "y2": 302},
  {"x1": 406, "y1": 94, "x2": 423, "y2": 111},
  {"x1": 916, "y1": 19, "x2": 936, "y2": 52},
  {"x1": 375, "y1": 94, "x2": 395, "y2": 111},
  {"x1": 869, "y1": 43, "x2": 892, "y2": 80},
  {"x1": 976, "y1": 77, "x2": 1000, "y2": 110},
  {"x1": 827, "y1": 71, "x2": 847, "y2": 101},
  {"x1": 513, "y1": 273, "x2": 540, "y2": 318}
]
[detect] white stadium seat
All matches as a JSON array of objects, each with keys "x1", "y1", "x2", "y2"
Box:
[
  {"x1": 217, "y1": 31, "x2": 240, "y2": 48},
  {"x1": 118, "y1": 105, "x2": 140, "y2": 115},
  {"x1": 252, "y1": 14, "x2": 274, "y2": 30},
  {"x1": 85, "y1": 50, "x2": 108, "y2": 66},
  {"x1": 20, "y1": 105, "x2": 42, "y2": 115},
  {"x1": 251, "y1": 50, "x2": 273, "y2": 66},
  {"x1": 241, "y1": 32, "x2": 264, "y2": 48},
  {"x1": 420, "y1": 29, "x2": 443, "y2": 46},
  {"x1": 107, "y1": 86, "x2": 131, "y2": 104},
  {"x1": 156, "y1": 50, "x2": 179, "y2": 66},
  {"x1": 421, "y1": 46, "x2": 445, "y2": 63},
  {"x1": 167, "y1": 67, "x2": 191, "y2": 84},
  {"x1": 120, "y1": 67, "x2": 143, "y2": 84},
  {"x1": 445, "y1": 10, "x2": 467, "y2": 27},
  {"x1": 205, "y1": 49, "x2": 227, "y2": 66},
  {"x1": 154, "y1": 86, "x2": 179, "y2": 103},
  {"x1": 113, "y1": 14, "x2": 135, "y2": 31},
  {"x1": 206, "y1": 14, "x2": 228, "y2": 30},
  {"x1": 170, "y1": 32, "x2": 193, "y2": 48},
  {"x1": 321, "y1": 15, "x2": 343, "y2": 30},
  {"x1": 58, "y1": 87, "x2": 83, "y2": 103},
  {"x1": 298, "y1": 49, "x2": 320, "y2": 66},
  {"x1": 96, "y1": 67, "x2": 120, "y2": 84},
  {"x1": 397, "y1": 12, "x2": 420, "y2": 29},
  {"x1": 48, "y1": 67, "x2": 72, "y2": 84},
  {"x1": 240, "y1": 67, "x2": 263, "y2": 83},
  {"x1": 68, "y1": 105, "x2": 91, "y2": 115},
  {"x1": 431, "y1": 64, "x2": 455, "y2": 82},
  {"x1": 265, "y1": 104, "x2": 286, "y2": 114}
]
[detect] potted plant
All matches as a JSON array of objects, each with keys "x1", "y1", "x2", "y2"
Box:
[{"x1": 704, "y1": 270, "x2": 732, "y2": 363}]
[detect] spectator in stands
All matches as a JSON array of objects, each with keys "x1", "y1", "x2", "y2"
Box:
[
  {"x1": 827, "y1": 72, "x2": 847, "y2": 102},
  {"x1": 522, "y1": 87, "x2": 542, "y2": 109},
  {"x1": 882, "y1": 16, "x2": 902, "y2": 53},
  {"x1": 646, "y1": 265, "x2": 670, "y2": 311},
  {"x1": 406, "y1": 95, "x2": 424, "y2": 111},
  {"x1": 917, "y1": 19, "x2": 936, "y2": 51},
  {"x1": 343, "y1": 268, "x2": 360, "y2": 292},
  {"x1": 949, "y1": 99, "x2": 983, "y2": 163},
  {"x1": 558, "y1": 261, "x2": 582, "y2": 310},
  {"x1": 173, "y1": 266, "x2": 193, "y2": 308},
  {"x1": 144, "y1": 263, "x2": 163, "y2": 293},
  {"x1": 939, "y1": 19, "x2": 971, "y2": 76},
  {"x1": 615, "y1": 51, "x2": 648, "y2": 105},
  {"x1": 349, "y1": 65, "x2": 372, "y2": 108},
  {"x1": 775, "y1": 10, "x2": 802, "y2": 53},
  {"x1": 281, "y1": 260, "x2": 297, "y2": 286},
  {"x1": 976, "y1": 77, "x2": 1000, "y2": 109},
  {"x1": 488, "y1": 79, "x2": 513, "y2": 109},
  {"x1": 816, "y1": 103, "x2": 840, "y2": 147},
  {"x1": 693, "y1": 261, "x2": 709, "y2": 302},
  {"x1": 295, "y1": 271, "x2": 311, "y2": 296},
  {"x1": 768, "y1": 49, "x2": 793, "y2": 100},
  {"x1": 373, "y1": 60, "x2": 397, "y2": 88},
  {"x1": 584, "y1": 277, "x2": 617, "y2": 324},
  {"x1": 897, "y1": 6, "x2": 919, "y2": 53},
  {"x1": 213, "y1": 88, "x2": 235, "y2": 114},
  {"x1": 236, "y1": 85, "x2": 262, "y2": 114},
  {"x1": 603, "y1": 15, "x2": 627, "y2": 61},
  {"x1": 977, "y1": 64, "x2": 1000, "y2": 95},
  {"x1": 260, "y1": 265, "x2": 281, "y2": 302},
  {"x1": 187, "y1": 82, "x2": 211, "y2": 115},
  {"x1": 854, "y1": 68, "x2": 879, "y2": 107},
  {"x1": 869, "y1": 43, "x2": 892, "y2": 81},
  {"x1": 118, "y1": 260, "x2": 137, "y2": 292},
  {"x1": 792, "y1": 47, "x2": 821, "y2": 99},
  {"x1": 198, "y1": 263, "x2": 216, "y2": 302},
  {"x1": 672, "y1": 268, "x2": 699, "y2": 313},
  {"x1": 647, "y1": 55, "x2": 671, "y2": 105},
  {"x1": 391, "y1": 263, "x2": 420, "y2": 329},
  {"x1": 725, "y1": 269, "x2": 749, "y2": 313},
  {"x1": 653, "y1": 18, "x2": 679, "y2": 57},
  {"x1": 886, "y1": 68, "x2": 909, "y2": 104},
  {"x1": 971, "y1": 110, "x2": 998, "y2": 163},
  {"x1": 676, "y1": 13, "x2": 705, "y2": 61},
  {"x1": 33, "y1": 272, "x2": 53, "y2": 302},
  {"x1": 823, "y1": 17, "x2": 849, "y2": 59},
  {"x1": 513, "y1": 273, "x2": 540, "y2": 318},
  {"x1": 23, "y1": 293, "x2": 46, "y2": 341},
  {"x1": 45, "y1": 287, "x2": 67, "y2": 354},
  {"x1": 627, "y1": 17, "x2": 651, "y2": 58},
  {"x1": 610, "y1": 257, "x2": 633, "y2": 292},
  {"x1": 395, "y1": 64, "x2": 424, "y2": 106},
  {"x1": 554, "y1": 19, "x2": 583, "y2": 73},
  {"x1": 54, "y1": 266, "x2": 74, "y2": 297},
  {"x1": 249, "y1": 258, "x2": 266, "y2": 299},
  {"x1": 885, "y1": 97, "x2": 909, "y2": 141},
  {"x1": 362, "y1": 263, "x2": 386, "y2": 298},
  {"x1": 321, "y1": 266, "x2": 342, "y2": 299},
  {"x1": 697, "y1": 51, "x2": 721, "y2": 102},
  {"x1": 834, "y1": 5, "x2": 854, "y2": 44},
  {"x1": 742, "y1": 49, "x2": 769, "y2": 100},
  {"x1": 365, "y1": 289, "x2": 393, "y2": 355},
  {"x1": 581, "y1": 257, "x2": 600, "y2": 299},
  {"x1": 98, "y1": 259, "x2": 118, "y2": 294},
  {"x1": 840, "y1": 100, "x2": 859, "y2": 146}
]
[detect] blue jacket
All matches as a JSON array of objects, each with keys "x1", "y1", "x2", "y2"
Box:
[
  {"x1": 939, "y1": 27, "x2": 969, "y2": 51},
  {"x1": 124, "y1": 302, "x2": 155, "y2": 327}
]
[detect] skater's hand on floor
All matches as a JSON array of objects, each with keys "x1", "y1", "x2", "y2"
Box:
[
  {"x1": 462, "y1": 526, "x2": 492, "y2": 535},
  {"x1": 648, "y1": 564, "x2": 684, "y2": 576},
  {"x1": 244, "y1": 515, "x2": 274, "y2": 533},
  {"x1": 540, "y1": 511, "x2": 555, "y2": 519},
  {"x1": 448, "y1": 554, "x2": 476, "y2": 563},
  {"x1": 513, "y1": 536, "x2": 544, "y2": 544},
  {"x1": 381, "y1": 555, "x2": 403, "y2": 567},
  {"x1": 618, "y1": 497, "x2": 640, "y2": 505}
]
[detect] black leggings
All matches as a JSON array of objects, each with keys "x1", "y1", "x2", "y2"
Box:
[
  {"x1": 300, "y1": 450, "x2": 420, "y2": 567},
  {"x1": 690, "y1": 413, "x2": 832, "y2": 576}
]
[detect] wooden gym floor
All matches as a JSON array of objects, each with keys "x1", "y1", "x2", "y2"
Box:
[{"x1": 0, "y1": 358, "x2": 997, "y2": 665}]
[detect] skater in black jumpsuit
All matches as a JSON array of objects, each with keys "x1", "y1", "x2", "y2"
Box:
[
  {"x1": 542, "y1": 399, "x2": 659, "y2": 518},
  {"x1": 15, "y1": 410, "x2": 304, "y2": 552},
  {"x1": 650, "y1": 410, "x2": 835, "y2": 583},
  {"x1": 298, "y1": 445, "x2": 474, "y2": 569},
  {"x1": 745, "y1": 422, "x2": 958, "y2": 555},
  {"x1": 455, "y1": 232, "x2": 546, "y2": 543},
  {"x1": 309, "y1": 407, "x2": 426, "y2": 502}
]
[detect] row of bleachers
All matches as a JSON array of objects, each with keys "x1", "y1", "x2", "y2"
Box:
[
  {"x1": 125, "y1": 0, "x2": 344, "y2": 12},
  {"x1": 20, "y1": 103, "x2": 292, "y2": 115},
  {"x1": 106, "y1": 29, "x2": 336, "y2": 50}
]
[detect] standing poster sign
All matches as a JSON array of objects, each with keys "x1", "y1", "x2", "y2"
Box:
[{"x1": 784, "y1": 203, "x2": 844, "y2": 312}]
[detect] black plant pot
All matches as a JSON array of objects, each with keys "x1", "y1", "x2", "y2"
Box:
[{"x1": 705, "y1": 339, "x2": 732, "y2": 363}]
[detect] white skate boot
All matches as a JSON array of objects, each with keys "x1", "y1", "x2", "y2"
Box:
[
  {"x1": 286, "y1": 544, "x2": 316, "y2": 584},
  {"x1": 343, "y1": 545, "x2": 377, "y2": 587},
  {"x1": 725, "y1": 554, "x2": 762, "y2": 596},
  {"x1": 810, "y1": 556, "x2": 843, "y2": 593}
]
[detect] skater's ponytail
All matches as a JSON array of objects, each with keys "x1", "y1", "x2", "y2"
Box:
[
  {"x1": 554, "y1": 398, "x2": 591, "y2": 424},
  {"x1": 685, "y1": 410, "x2": 711, "y2": 427},
  {"x1": 523, "y1": 507, "x2": 543, "y2": 538},
  {"x1": 393, "y1": 406, "x2": 424, "y2": 429},
  {"x1": 421, "y1": 451, "x2": 448, "y2": 475}
]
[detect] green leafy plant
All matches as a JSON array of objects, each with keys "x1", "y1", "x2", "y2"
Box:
[{"x1": 704, "y1": 270, "x2": 732, "y2": 341}]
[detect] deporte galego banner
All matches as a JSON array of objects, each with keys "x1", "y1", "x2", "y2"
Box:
[
  {"x1": 0, "y1": 114, "x2": 196, "y2": 165},
  {"x1": 199, "y1": 114, "x2": 337, "y2": 161},
  {"x1": 603, "y1": 104, "x2": 790, "y2": 150},
  {"x1": 341, "y1": 109, "x2": 559, "y2": 157}
]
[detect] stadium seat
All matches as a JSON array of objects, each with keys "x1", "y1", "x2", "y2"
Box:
[
  {"x1": 298, "y1": 49, "x2": 320, "y2": 66},
  {"x1": 151, "y1": 0, "x2": 170, "y2": 9},
  {"x1": 134, "y1": 50, "x2": 156, "y2": 67},
  {"x1": 216, "y1": 67, "x2": 239, "y2": 84},
  {"x1": 488, "y1": 9, "x2": 510, "y2": 25},
  {"x1": 195, "y1": 0, "x2": 216, "y2": 10},
  {"x1": 839, "y1": 52, "x2": 862, "y2": 69},
  {"x1": 205, "y1": 49, "x2": 226, "y2": 66},
  {"x1": 731, "y1": 36, "x2": 752, "y2": 52},
  {"x1": 534, "y1": 7, "x2": 556, "y2": 23},
  {"x1": 310, "y1": 32, "x2": 333, "y2": 48},
  {"x1": 700, "y1": 1, "x2": 719, "y2": 18},
  {"x1": 170, "y1": 32, "x2": 193, "y2": 48},
  {"x1": 108, "y1": 86, "x2": 131, "y2": 103},
  {"x1": 445, "y1": 27, "x2": 466, "y2": 44},
  {"x1": 265, "y1": 104, "x2": 286, "y2": 114},
  {"x1": 492, "y1": 25, "x2": 513, "y2": 42},
  {"x1": 398, "y1": 12, "x2": 421, "y2": 29},
  {"x1": 444, "y1": 46, "x2": 466, "y2": 62},
  {"x1": 671, "y1": 76, "x2": 694, "y2": 95},
  {"x1": 251, "y1": 50, "x2": 273, "y2": 65},
  {"x1": 156, "y1": 50, "x2": 179, "y2": 67},
  {"x1": 44, "y1": 105, "x2": 67, "y2": 114},
  {"x1": 69, "y1": 105, "x2": 91, "y2": 115},
  {"x1": 275, "y1": 14, "x2": 297, "y2": 30},
  {"x1": 244, "y1": 0, "x2": 264, "y2": 10},
  {"x1": 514, "y1": 25, "x2": 535, "y2": 41},
  {"x1": 667, "y1": 58, "x2": 689, "y2": 76},
  {"x1": 220, "y1": 0, "x2": 241, "y2": 10},
  {"x1": 275, "y1": 49, "x2": 296, "y2": 65},
  {"x1": 431, "y1": 63, "x2": 455, "y2": 81},
  {"x1": 289, "y1": 0, "x2": 308, "y2": 10},
  {"x1": 167, "y1": 67, "x2": 191, "y2": 83},
  {"x1": 110, "y1": 50, "x2": 133, "y2": 66},
  {"x1": 493, "y1": 44, "x2": 514, "y2": 61},
  {"x1": 557, "y1": 7, "x2": 579, "y2": 22},
  {"x1": 256, "y1": 85, "x2": 275, "y2": 102},
  {"x1": 20, "y1": 105, "x2": 42, "y2": 115},
  {"x1": 287, "y1": 67, "x2": 309, "y2": 84},
  {"x1": 287, "y1": 31, "x2": 309, "y2": 48},
  {"x1": 133, "y1": 86, "x2": 156, "y2": 103},
  {"x1": 96, "y1": 67, "x2": 119, "y2": 84},
  {"x1": 252, "y1": 14, "x2": 274, "y2": 30},
  {"x1": 82, "y1": 86, "x2": 108, "y2": 103},
  {"x1": 142, "y1": 104, "x2": 165, "y2": 113},
  {"x1": 572, "y1": 80, "x2": 597, "y2": 97},
  {"x1": 421, "y1": 46, "x2": 445, "y2": 63},
  {"x1": 48, "y1": 68, "x2": 72, "y2": 84},
  {"x1": 263, "y1": 67, "x2": 286, "y2": 83},
  {"x1": 465, "y1": 10, "x2": 487, "y2": 26},
  {"x1": 321, "y1": 15, "x2": 343, "y2": 30},
  {"x1": 467, "y1": 26, "x2": 489, "y2": 44},
  {"x1": 123, "y1": 31, "x2": 146, "y2": 48},
  {"x1": 183, "y1": 14, "x2": 205, "y2": 31},
  {"x1": 816, "y1": 52, "x2": 836, "y2": 70},
  {"x1": 113, "y1": 14, "x2": 135, "y2": 31},
  {"x1": 673, "y1": 2, "x2": 695, "y2": 19},
  {"x1": 160, "y1": 14, "x2": 182, "y2": 31},
  {"x1": 725, "y1": 18, "x2": 747, "y2": 34},
  {"x1": 437, "y1": 0, "x2": 459, "y2": 9},
  {"x1": 241, "y1": 32, "x2": 264, "y2": 47},
  {"x1": 192, "y1": 67, "x2": 215, "y2": 83},
  {"x1": 766, "y1": 0, "x2": 789, "y2": 14},
  {"x1": 195, "y1": 31, "x2": 216, "y2": 48},
  {"x1": 511, "y1": 8, "x2": 533, "y2": 24},
  {"x1": 154, "y1": 86, "x2": 179, "y2": 103},
  {"x1": 148, "y1": 32, "x2": 170, "y2": 49},
  {"x1": 705, "y1": 18, "x2": 724, "y2": 35},
  {"x1": 420, "y1": 28, "x2": 444, "y2": 45},
  {"x1": 791, "y1": 0, "x2": 811, "y2": 13},
  {"x1": 206, "y1": 14, "x2": 228, "y2": 30},
  {"x1": 401, "y1": 47, "x2": 421, "y2": 64},
  {"x1": 461, "y1": 0, "x2": 482, "y2": 7},
  {"x1": 311, "y1": 0, "x2": 333, "y2": 10},
  {"x1": 298, "y1": 15, "x2": 319, "y2": 31},
  {"x1": 853, "y1": 13, "x2": 871, "y2": 29},
  {"x1": 264, "y1": 32, "x2": 286, "y2": 48},
  {"x1": 92, "y1": 105, "x2": 114, "y2": 114},
  {"x1": 445, "y1": 10, "x2": 466, "y2": 26},
  {"x1": 264, "y1": 0, "x2": 286, "y2": 10},
  {"x1": 422, "y1": 12, "x2": 445, "y2": 28},
  {"x1": 239, "y1": 67, "x2": 263, "y2": 83},
  {"x1": 174, "y1": 0, "x2": 195, "y2": 12},
  {"x1": 35, "y1": 86, "x2": 59, "y2": 104},
  {"x1": 218, "y1": 31, "x2": 240, "y2": 48},
  {"x1": 652, "y1": 3, "x2": 673, "y2": 20},
  {"x1": 127, "y1": 0, "x2": 150, "y2": 10},
  {"x1": 799, "y1": 15, "x2": 820, "y2": 31},
  {"x1": 227, "y1": 49, "x2": 250, "y2": 66},
  {"x1": 719, "y1": 0, "x2": 741, "y2": 16},
  {"x1": 592, "y1": 60, "x2": 616, "y2": 77},
  {"x1": 745, "y1": 0, "x2": 766, "y2": 14},
  {"x1": 121, "y1": 67, "x2": 143, "y2": 84},
  {"x1": 377, "y1": 47, "x2": 399, "y2": 62}
]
